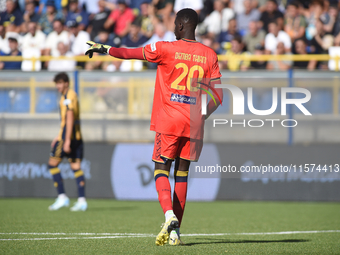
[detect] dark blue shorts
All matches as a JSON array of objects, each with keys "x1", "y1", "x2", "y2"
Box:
[{"x1": 50, "y1": 140, "x2": 84, "y2": 162}]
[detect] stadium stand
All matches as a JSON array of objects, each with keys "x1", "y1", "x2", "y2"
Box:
[{"x1": 0, "y1": 0, "x2": 340, "y2": 113}]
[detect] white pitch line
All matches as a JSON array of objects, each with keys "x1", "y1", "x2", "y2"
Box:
[
  {"x1": 181, "y1": 230, "x2": 340, "y2": 237},
  {"x1": 0, "y1": 233, "x2": 153, "y2": 236},
  {"x1": 0, "y1": 236, "x2": 135, "y2": 241},
  {"x1": 0, "y1": 230, "x2": 339, "y2": 241}
]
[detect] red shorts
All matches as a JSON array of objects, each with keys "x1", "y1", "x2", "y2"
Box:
[{"x1": 152, "y1": 132, "x2": 203, "y2": 163}]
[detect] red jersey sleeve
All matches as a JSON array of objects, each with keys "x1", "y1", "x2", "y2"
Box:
[{"x1": 143, "y1": 41, "x2": 164, "y2": 64}]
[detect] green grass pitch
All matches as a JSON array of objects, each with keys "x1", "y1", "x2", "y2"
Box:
[{"x1": 0, "y1": 199, "x2": 339, "y2": 254}]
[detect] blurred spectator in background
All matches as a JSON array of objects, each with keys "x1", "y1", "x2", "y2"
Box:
[
  {"x1": 267, "y1": 41, "x2": 292, "y2": 70},
  {"x1": 143, "y1": 21, "x2": 175, "y2": 45},
  {"x1": 68, "y1": 20, "x2": 90, "y2": 58},
  {"x1": 309, "y1": 18, "x2": 333, "y2": 69},
  {"x1": 198, "y1": 0, "x2": 214, "y2": 23},
  {"x1": 255, "y1": 0, "x2": 268, "y2": 12},
  {"x1": 66, "y1": 0, "x2": 89, "y2": 31},
  {"x1": 121, "y1": 19, "x2": 148, "y2": 47},
  {"x1": 79, "y1": 0, "x2": 106, "y2": 15},
  {"x1": 284, "y1": 1, "x2": 306, "y2": 41},
  {"x1": 44, "y1": 19, "x2": 69, "y2": 57},
  {"x1": 0, "y1": 33, "x2": 22, "y2": 70},
  {"x1": 48, "y1": 41, "x2": 76, "y2": 71},
  {"x1": 335, "y1": 17, "x2": 340, "y2": 46},
  {"x1": 310, "y1": 18, "x2": 334, "y2": 54},
  {"x1": 118, "y1": 18, "x2": 149, "y2": 71},
  {"x1": 217, "y1": 18, "x2": 240, "y2": 52},
  {"x1": 174, "y1": 0, "x2": 203, "y2": 15},
  {"x1": 38, "y1": 0, "x2": 64, "y2": 35},
  {"x1": 265, "y1": 20, "x2": 291, "y2": 54},
  {"x1": 304, "y1": 0, "x2": 325, "y2": 41},
  {"x1": 236, "y1": 0, "x2": 260, "y2": 36},
  {"x1": 96, "y1": 29, "x2": 114, "y2": 46},
  {"x1": 37, "y1": 0, "x2": 62, "y2": 15},
  {"x1": 0, "y1": 0, "x2": 23, "y2": 33},
  {"x1": 293, "y1": 38, "x2": 317, "y2": 70},
  {"x1": 250, "y1": 44, "x2": 267, "y2": 69},
  {"x1": 17, "y1": 0, "x2": 26, "y2": 13},
  {"x1": 21, "y1": 21, "x2": 45, "y2": 71},
  {"x1": 99, "y1": 0, "x2": 123, "y2": 12},
  {"x1": 150, "y1": 0, "x2": 174, "y2": 31},
  {"x1": 0, "y1": 0, "x2": 338, "y2": 72},
  {"x1": 318, "y1": 0, "x2": 331, "y2": 26},
  {"x1": 200, "y1": 0, "x2": 235, "y2": 39},
  {"x1": 0, "y1": 22, "x2": 10, "y2": 53},
  {"x1": 324, "y1": 3, "x2": 340, "y2": 38},
  {"x1": 104, "y1": 0, "x2": 135, "y2": 38},
  {"x1": 85, "y1": 29, "x2": 114, "y2": 71},
  {"x1": 259, "y1": 0, "x2": 284, "y2": 33},
  {"x1": 87, "y1": 0, "x2": 111, "y2": 40},
  {"x1": 0, "y1": 0, "x2": 6, "y2": 13},
  {"x1": 220, "y1": 36, "x2": 250, "y2": 71},
  {"x1": 231, "y1": 0, "x2": 246, "y2": 15},
  {"x1": 130, "y1": 0, "x2": 149, "y2": 9},
  {"x1": 243, "y1": 20, "x2": 265, "y2": 53},
  {"x1": 200, "y1": 34, "x2": 215, "y2": 50},
  {"x1": 22, "y1": 0, "x2": 40, "y2": 28},
  {"x1": 136, "y1": 1, "x2": 154, "y2": 38}
]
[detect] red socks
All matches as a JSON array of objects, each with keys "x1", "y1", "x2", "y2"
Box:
[
  {"x1": 173, "y1": 170, "x2": 189, "y2": 227},
  {"x1": 154, "y1": 169, "x2": 173, "y2": 214},
  {"x1": 154, "y1": 169, "x2": 189, "y2": 227}
]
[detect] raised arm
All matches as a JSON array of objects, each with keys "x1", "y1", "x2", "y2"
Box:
[{"x1": 85, "y1": 41, "x2": 145, "y2": 60}]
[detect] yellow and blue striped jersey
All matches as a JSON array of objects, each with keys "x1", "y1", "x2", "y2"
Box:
[{"x1": 58, "y1": 89, "x2": 82, "y2": 141}]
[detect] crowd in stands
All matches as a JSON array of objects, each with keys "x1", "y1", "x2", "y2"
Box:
[{"x1": 0, "y1": 0, "x2": 339, "y2": 71}]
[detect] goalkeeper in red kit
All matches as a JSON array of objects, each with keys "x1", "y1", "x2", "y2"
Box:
[{"x1": 86, "y1": 8, "x2": 223, "y2": 246}]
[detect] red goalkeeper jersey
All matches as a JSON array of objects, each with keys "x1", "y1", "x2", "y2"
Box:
[{"x1": 143, "y1": 39, "x2": 222, "y2": 139}]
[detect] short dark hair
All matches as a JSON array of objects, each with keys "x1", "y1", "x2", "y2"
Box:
[
  {"x1": 229, "y1": 17, "x2": 236, "y2": 23},
  {"x1": 131, "y1": 18, "x2": 141, "y2": 27},
  {"x1": 295, "y1": 37, "x2": 306, "y2": 44},
  {"x1": 54, "y1": 72, "x2": 69, "y2": 83},
  {"x1": 232, "y1": 35, "x2": 242, "y2": 44},
  {"x1": 329, "y1": 3, "x2": 338, "y2": 9},
  {"x1": 268, "y1": 20, "x2": 278, "y2": 26},
  {"x1": 8, "y1": 37, "x2": 18, "y2": 43},
  {"x1": 176, "y1": 8, "x2": 198, "y2": 28},
  {"x1": 53, "y1": 19, "x2": 64, "y2": 25},
  {"x1": 311, "y1": 0, "x2": 324, "y2": 8},
  {"x1": 287, "y1": 1, "x2": 299, "y2": 8},
  {"x1": 99, "y1": 28, "x2": 109, "y2": 33},
  {"x1": 268, "y1": 0, "x2": 277, "y2": 5}
]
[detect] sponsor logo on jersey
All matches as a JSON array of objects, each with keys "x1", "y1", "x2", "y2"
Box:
[
  {"x1": 170, "y1": 93, "x2": 196, "y2": 105},
  {"x1": 151, "y1": 43, "x2": 156, "y2": 51}
]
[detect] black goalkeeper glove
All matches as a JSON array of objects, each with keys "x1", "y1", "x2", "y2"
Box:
[{"x1": 85, "y1": 41, "x2": 111, "y2": 58}]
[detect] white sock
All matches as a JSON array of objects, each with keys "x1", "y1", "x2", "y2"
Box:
[
  {"x1": 171, "y1": 228, "x2": 180, "y2": 238},
  {"x1": 165, "y1": 210, "x2": 175, "y2": 222},
  {"x1": 58, "y1": 193, "x2": 67, "y2": 199},
  {"x1": 78, "y1": 197, "x2": 86, "y2": 203}
]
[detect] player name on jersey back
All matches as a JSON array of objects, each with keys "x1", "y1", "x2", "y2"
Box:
[{"x1": 175, "y1": 52, "x2": 207, "y2": 64}]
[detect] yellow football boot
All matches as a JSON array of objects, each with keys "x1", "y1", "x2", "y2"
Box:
[{"x1": 155, "y1": 216, "x2": 179, "y2": 246}]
